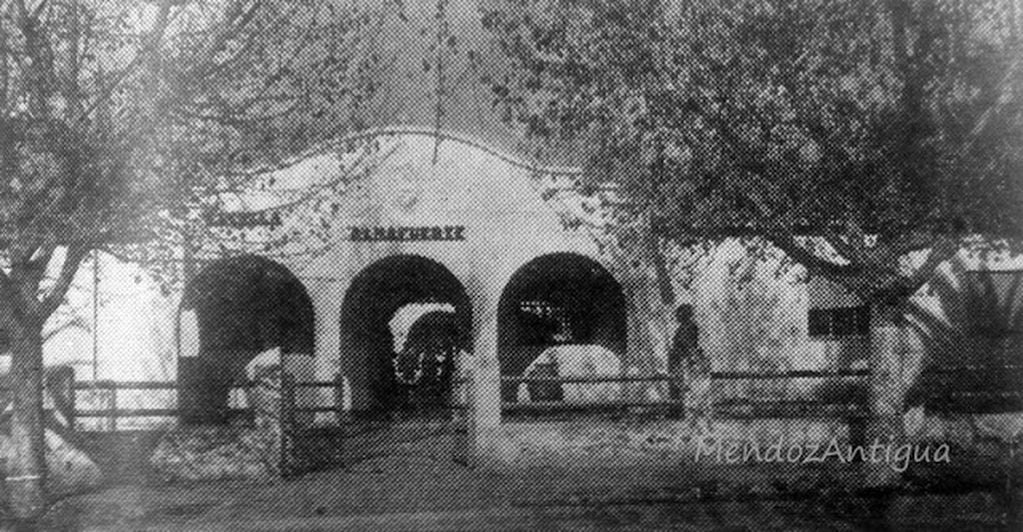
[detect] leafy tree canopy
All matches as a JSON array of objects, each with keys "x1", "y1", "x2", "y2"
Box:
[
  {"x1": 482, "y1": 0, "x2": 1023, "y2": 303},
  {"x1": 0, "y1": 0, "x2": 384, "y2": 314}
]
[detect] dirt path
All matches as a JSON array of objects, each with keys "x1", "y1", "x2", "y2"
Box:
[{"x1": 25, "y1": 457, "x2": 1018, "y2": 531}]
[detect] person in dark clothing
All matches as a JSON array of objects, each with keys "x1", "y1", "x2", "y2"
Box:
[
  {"x1": 667, "y1": 305, "x2": 702, "y2": 419},
  {"x1": 669, "y1": 305, "x2": 698, "y2": 384},
  {"x1": 668, "y1": 305, "x2": 714, "y2": 430},
  {"x1": 669, "y1": 305, "x2": 699, "y2": 372}
]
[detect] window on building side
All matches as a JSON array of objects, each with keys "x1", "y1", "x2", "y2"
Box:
[{"x1": 808, "y1": 306, "x2": 870, "y2": 338}]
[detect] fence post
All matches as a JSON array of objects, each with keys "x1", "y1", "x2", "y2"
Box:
[
  {"x1": 67, "y1": 374, "x2": 76, "y2": 432},
  {"x1": 279, "y1": 373, "x2": 295, "y2": 477},
  {"x1": 452, "y1": 372, "x2": 466, "y2": 424},
  {"x1": 108, "y1": 383, "x2": 117, "y2": 432},
  {"x1": 454, "y1": 364, "x2": 474, "y2": 466},
  {"x1": 332, "y1": 372, "x2": 346, "y2": 468},
  {"x1": 333, "y1": 372, "x2": 345, "y2": 425},
  {"x1": 672, "y1": 370, "x2": 686, "y2": 420}
]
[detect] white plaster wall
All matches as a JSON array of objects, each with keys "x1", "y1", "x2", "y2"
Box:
[
  {"x1": 273, "y1": 133, "x2": 606, "y2": 413},
  {"x1": 165, "y1": 130, "x2": 1023, "y2": 423}
]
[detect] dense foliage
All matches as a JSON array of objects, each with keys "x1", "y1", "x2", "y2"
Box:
[{"x1": 482, "y1": 0, "x2": 1023, "y2": 303}]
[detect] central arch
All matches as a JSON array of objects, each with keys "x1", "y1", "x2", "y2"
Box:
[{"x1": 339, "y1": 255, "x2": 471, "y2": 417}]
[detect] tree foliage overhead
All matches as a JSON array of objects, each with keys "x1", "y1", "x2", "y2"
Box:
[
  {"x1": 0, "y1": 0, "x2": 384, "y2": 313},
  {"x1": 482, "y1": 0, "x2": 1023, "y2": 303},
  {"x1": 0, "y1": 0, "x2": 382, "y2": 516}
]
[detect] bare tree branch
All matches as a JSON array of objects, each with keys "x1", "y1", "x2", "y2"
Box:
[
  {"x1": 37, "y1": 245, "x2": 87, "y2": 318},
  {"x1": 184, "y1": 0, "x2": 263, "y2": 76},
  {"x1": 894, "y1": 235, "x2": 962, "y2": 298},
  {"x1": 956, "y1": 49, "x2": 1022, "y2": 160},
  {"x1": 42, "y1": 315, "x2": 89, "y2": 343},
  {"x1": 764, "y1": 232, "x2": 858, "y2": 278},
  {"x1": 0, "y1": 24, "x2": 8, "y2": 113},
  {"x1": 75, "y1": 0, "x2": 178, "y2": 123},
  {"x1": 0, "y1": 267, "x2": 34, "y2": 325}
]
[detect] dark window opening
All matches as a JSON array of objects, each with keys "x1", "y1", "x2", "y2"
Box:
[
  {"x1": 516, "y1": 300, "x2": 569, "y2": 346},
  {"x1": 808, "y1": 306, "x2": 870, "y2": 338}
]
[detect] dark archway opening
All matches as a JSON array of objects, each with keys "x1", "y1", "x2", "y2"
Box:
[
  {"x1": 178, "y1": 255, "x2": 315, "y2": 425},
  {"x1": 498, "y1": 253, "x2": 627, "y2": 403},
  {"x1": 339, "y1": 255, "x2": 471, "y2": 419}
]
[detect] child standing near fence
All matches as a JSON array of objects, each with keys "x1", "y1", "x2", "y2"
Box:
[{"x1": 668, "y1": 305, "x2": 713, "y2": 432}]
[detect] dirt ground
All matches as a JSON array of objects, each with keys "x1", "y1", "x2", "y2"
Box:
[
  {"x1": 7, "y1": 455, "x2": 1016, "y2": 531},
  {"x1": 0, "y1": 427, "x2": 1016, "y2": 530}
]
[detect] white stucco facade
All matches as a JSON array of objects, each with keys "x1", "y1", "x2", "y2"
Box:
[{"x1": 174, "y1": 128, "x2": 628, "y2": 418}]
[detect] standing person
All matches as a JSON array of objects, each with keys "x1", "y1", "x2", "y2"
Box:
[
  {"x1": 667, "y1": 305, "x2": 698, "y2": 405},
  {"x1": 672, "y1": 305, "x2": 713, "y2": 431}
]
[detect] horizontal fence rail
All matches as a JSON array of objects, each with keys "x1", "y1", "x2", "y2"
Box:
[
  {"x1": 499, "y1": 370, "x2": 872, "y2": 418},
  {"x1": 923, "y1": 365, "x2": 1023, "y2": 373},
  {"x1": 72, "y1": 381, "x2": 178, "y2": 390},
  {"x1": 500, "y1": 369, "x2": 870, "y2": 385},
  {"x1": 0, "y1": 366, "x2": 1016, "y2": 429},
  {"x1": 0, "y1": 377, "x2": 346, "y2": 430},
  {"x1": 926, "y1": 391, "x2": 1023, "y2": 398},
  {"x1": 708, "y1": 369, "x2": 869, "y2": 379}
]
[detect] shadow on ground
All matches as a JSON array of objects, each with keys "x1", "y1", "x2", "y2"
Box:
[{"x1": 8, "y1": 454, "x2": 1016, "y2": 531}]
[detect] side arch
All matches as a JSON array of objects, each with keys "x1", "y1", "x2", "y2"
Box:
[
  {"x1": 178, "y1": 254, "x2": 315, "y2": 424},
  {"x1": 497, "y1": 252, "x2": 627, "y2": 402}
]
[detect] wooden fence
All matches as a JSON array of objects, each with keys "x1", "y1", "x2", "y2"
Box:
[
  {"x1": 3, "y1": 366, "x2": 1020, "y2": 432},
  {"x1": 500, "y1": 369, "x2": 871, "y2": 418},
  {"x1": 0, "y1": 375, "x2": 348, "y2": 433}
]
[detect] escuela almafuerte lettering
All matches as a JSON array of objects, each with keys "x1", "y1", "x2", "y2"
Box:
[{"x1": 349, "y1": 225, "x2": 465, "y2": 242}]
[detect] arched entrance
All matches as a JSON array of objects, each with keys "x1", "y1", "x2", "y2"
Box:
[
  {"x1": 339, "y1": 255, "x2": 471, "y2": 418},
  {"x1": 498, "y1": 253, "x2": 627, "y2": 403},
  {"x1": 178, "y1": 255, "x2": 315, "y2": 424}
]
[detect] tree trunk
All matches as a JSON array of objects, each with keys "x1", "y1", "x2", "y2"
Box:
[
  {"x1": 646, "y1": 229, "x2": 675, "y2": 307},
  {"x1": 7, "y1": 319, "x2": 48, "y2": 520}
]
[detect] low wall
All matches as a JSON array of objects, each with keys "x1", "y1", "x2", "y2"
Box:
[
  {"x1": 905, "y1": 410, "x2": 1023, "y2": 446},
  {"x1": 149, "y1": 424, "x2": 283, "y2": 482}
]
